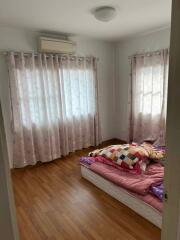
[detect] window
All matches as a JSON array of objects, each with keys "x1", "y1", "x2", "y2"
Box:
[
  {"x1": 16, "y1": 62, "x2": 96, "y2": 127},
  {"x1": 136, "y1": 64, "x2": 164, "y2": 116}
]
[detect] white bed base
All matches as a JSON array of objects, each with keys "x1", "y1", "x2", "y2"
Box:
[{"x1": 81, "y1": 165, "x2": 162, "y2": 228}]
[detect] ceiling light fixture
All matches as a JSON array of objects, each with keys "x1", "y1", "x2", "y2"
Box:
[{"x1": 93, "y1": 6, "x2": 117, "y2": 22}]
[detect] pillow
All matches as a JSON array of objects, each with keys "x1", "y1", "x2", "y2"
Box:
[
  {"x1": 89, "y1": 144, "x2": 150, "y2": 173},
  {"x1": 141, "y1": 142, "x2": 165, "y2": 161}
]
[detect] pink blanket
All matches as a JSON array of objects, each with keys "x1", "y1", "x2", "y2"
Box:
[
  {"x1": 90, "y1": 162, "x2": 164, "y2": 196},
  {"x1": 138, "y1": 194, "x2": 163, "y2": 212}
]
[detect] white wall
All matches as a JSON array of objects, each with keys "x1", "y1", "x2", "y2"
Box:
[
  {"x1": 0, "y1": 26, "x2": 115, "y2": 167},
  {"x1": 115, "y1": 28, "x2": 171, "y2": 141}
]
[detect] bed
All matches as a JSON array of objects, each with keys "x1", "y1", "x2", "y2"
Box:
[
  {"x1": 80, "y1": 143, "x2": 164, "y2": 228},
  {"x1": 81, "y1": 164, "x2": 162, "y2": 228}
]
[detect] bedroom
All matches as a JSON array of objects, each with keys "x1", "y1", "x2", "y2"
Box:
[{"x1": 0, "y1": 0, "x2": 180, "y2": 239}]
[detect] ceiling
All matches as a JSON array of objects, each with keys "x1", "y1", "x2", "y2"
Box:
[{"x1": 0, "y1": 0, "x2": 172, "y2": 41}]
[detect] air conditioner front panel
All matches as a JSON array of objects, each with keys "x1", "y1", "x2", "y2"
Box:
[{"x1": 39, "y1": 37, "x2": 75, "y2": 54}]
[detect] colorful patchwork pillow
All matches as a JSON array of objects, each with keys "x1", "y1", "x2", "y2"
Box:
[
  {"x1": 89, "y1": 142, "x2": 166, "y2": 173},
  {"x1": 89, "y1": 143, "x2": 150, "y2": 173}
]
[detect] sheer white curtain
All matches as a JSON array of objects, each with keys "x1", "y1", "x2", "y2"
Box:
[
  {"x1": 8, "y1": 52, "x2": 101, "y2": 168},
  {"x1": 130, "y1": 49, "x2": 169, "y2": 144}
]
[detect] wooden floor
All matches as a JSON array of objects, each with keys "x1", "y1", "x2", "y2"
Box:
[{"x1": 12, "y1": 141, "x2": 161, "y2": 240}]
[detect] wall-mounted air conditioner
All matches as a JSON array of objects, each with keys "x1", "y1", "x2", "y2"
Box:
[{"x1": 39, "y1": 37, "x2": 76, "y2": 54}]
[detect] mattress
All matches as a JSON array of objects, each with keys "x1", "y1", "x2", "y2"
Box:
[{"x1": 81, "y1": 165, "x2": 162, "y2": 228}]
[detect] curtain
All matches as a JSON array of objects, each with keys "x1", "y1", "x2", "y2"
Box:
[
  {"x1": 130, "y1": 49, "x2": 169, "y2": 145},
  {"x1": 7, "y1": 52, "x2": 101, "y2": 168}
]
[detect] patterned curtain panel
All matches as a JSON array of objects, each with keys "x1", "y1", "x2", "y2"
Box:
[
  {"x1": 130, "y1": 49, "x2": 169, "y2": 145},
  {"x1": 7, "y1": 52, "x2": 101, "y2": 168}
]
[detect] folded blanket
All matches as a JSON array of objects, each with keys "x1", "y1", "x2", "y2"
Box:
[{"x1": 90, "y1": 162, "x2": 164, "y2": 195}]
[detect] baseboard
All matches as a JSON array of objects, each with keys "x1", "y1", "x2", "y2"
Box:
[{"x1": 99, "y1": 138, "x2": 127, "y2": 147}]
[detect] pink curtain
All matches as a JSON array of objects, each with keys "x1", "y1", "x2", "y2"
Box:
[
  {"x1": 130, "y1": 49, "x2": 169, "y2": 144},
  {"x1": 7, "y1": 52, "x2": 101, "y2": 168}
]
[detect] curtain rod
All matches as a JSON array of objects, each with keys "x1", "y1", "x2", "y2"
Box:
[
  {"x1": 0, "y1": 51, "x2": 99, "y2": 61},
  {"x1": 128, "y1": 48, "x2": 169, "y2": 59}
]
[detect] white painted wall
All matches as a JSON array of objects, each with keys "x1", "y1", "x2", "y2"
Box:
[
  {"x1": 114, "y1": 28, "x2": 171, "y2": 141},
  {"x1": 0, "y1": 26, "x2": 115, "y2": 167}
]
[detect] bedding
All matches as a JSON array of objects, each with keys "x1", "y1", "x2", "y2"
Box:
[
  {"x1": 90, "y1": 162, "x2": 164, "y2": 195},
  {"x1": 80, "y1": 156, "x2": 140, "y2": 173},
  {"x1": 88, "y1": 142, "x2": 165, "y2": 173},
  {"x1": 141, "y1": 142, "x2": 165, "y2": 160},
  {"x1": 150, "y1": 183, "x2": 164, "y2": 201},
  {"x1": 137, "y1": 193, "x2": 163, "y2": 212},
  {"x1": 80, "y1": 142, "x2": 165, "y2": 214},
  {"x1": 81, "y1": 165, "x2": 162, "y2": 227}
]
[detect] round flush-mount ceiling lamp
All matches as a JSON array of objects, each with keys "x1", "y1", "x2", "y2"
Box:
[{"x1": 93, "y1": 6, "x2": 117, "y2": 22}]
